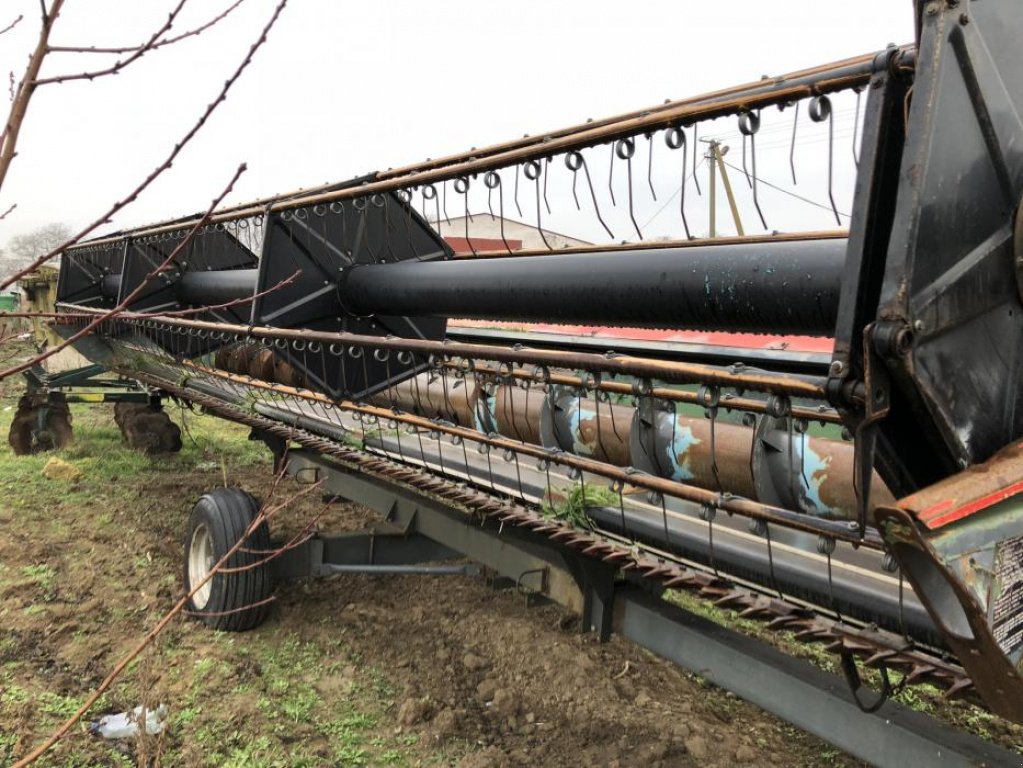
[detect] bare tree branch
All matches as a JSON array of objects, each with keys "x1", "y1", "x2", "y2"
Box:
[
  {"x1": 49, "y1": 0, "x2": 246, "y2": 55},
  {"x1": 33, "y1": 0, "x2": 190, "y2": 86},
  {"x1": 217, "y1": 499, "x2": 327, "y2": 574},
  {"x1": 0, "y1": 0, "x2": 290, "y2": 293},
  {"x1": 0, "y1": 164, "x2": 247, "y2": 382},
  {"x1": 0, "y1": 0, "x2": 65, "y2": 191},
  {"x1": 0, "y1": 14, "x2": 24, "y2": 37}
]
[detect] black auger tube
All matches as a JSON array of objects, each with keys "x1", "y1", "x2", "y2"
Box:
[
  {"x1": 98, "y1": 269, "x2": 260, "y2": 306},
  {"x1": 177, "y1": 269, "x2": 260, "y2": 306},
  {"x1": 344, "y1": 239, "x2": 847, "y2": 336},
  {"x1": 103, "y1": 239, "x2": 847, "y2": 336}
]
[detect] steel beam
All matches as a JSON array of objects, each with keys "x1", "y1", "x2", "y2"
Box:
[
  {"x1": 615, "y1": 588, "x2": 1016, "y2": 768},
  {"x1": 284, "y1": 450, "x2": 587, "y2": 613}
]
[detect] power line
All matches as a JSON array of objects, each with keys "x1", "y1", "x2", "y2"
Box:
[
  {"x1": 720, "y1": 159, "x2": 850, "y2": 219},
  {"x1": 641, "y1": 155, "x2": 708, "y2": 230}
]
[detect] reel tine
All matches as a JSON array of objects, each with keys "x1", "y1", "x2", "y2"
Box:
[
  {"x1": 647, "y1": 131, "x2": 657, "y2": 201},
  {"x1": 692, "y1": 123, "x2": 702, "y2": 195}
]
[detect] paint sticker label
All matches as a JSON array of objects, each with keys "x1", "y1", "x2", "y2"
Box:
[{"x1": 992, "y1": 535, "x2": 1023, "y2": 657}]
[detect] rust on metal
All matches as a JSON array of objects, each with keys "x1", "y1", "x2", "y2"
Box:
[
  {"x1": 897, "y1": 439, "x2": 1023, "y2": 530},
  {"x1": 369, "y1": 372, "x2": 485, "y2": 429},
  {"x1": 376, "y1": 52, "x2": 893, "y2": 182},
  {"x1": 545, "y1": 388, "x2": 633, "y2": 466},
  {"x1": 495, "y1": 384, "x2": 546, "y2": 446},
  {"x1": 93, "y1": 310, "x2": 829, "y2": 398},
  {"x1": 803, "y1": 434, "x2": 895, "y2": 519},
  {"x1": 876, "y1": 504, "x2": 1023, "y2": 723},
  {"x1": 64, "y1": 307, "x2": 830, "y2": 400},
  {"x1": 467, "y1": 361, "x2": 842, "y2": 424}
]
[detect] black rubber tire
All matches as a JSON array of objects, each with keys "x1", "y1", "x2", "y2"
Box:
[{"x1": 182, "y1": 488, "x2": 272, "y2": 631}]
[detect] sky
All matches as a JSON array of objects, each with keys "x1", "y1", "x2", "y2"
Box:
[{"x1": 0, "y1": 0, "x2": 916, "y2": 245}]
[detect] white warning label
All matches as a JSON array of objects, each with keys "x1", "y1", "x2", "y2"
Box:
[{"x1": 992, "y1": 535, "x2": 1023, "y2": 656}]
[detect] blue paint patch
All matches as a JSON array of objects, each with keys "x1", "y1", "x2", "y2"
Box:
[
  {"x1": 475, "y1": 393, "x2": 497, "y2": 434},
  {"x1": 666, "y1": 421, "x2": 700, "y2": 481},
  {"x1": 794, "y1": 434, "x2": 839, "y2": 517},
  {"x1": 568, "y1": 402, "x2": 599, "y2": 457}
]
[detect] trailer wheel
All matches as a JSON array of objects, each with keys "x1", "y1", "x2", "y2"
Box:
[{"x1": 183, "y1": 488, "x2": 272, "y2": 631}]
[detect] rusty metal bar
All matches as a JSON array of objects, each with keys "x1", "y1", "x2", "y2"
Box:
[
  {"x1": 65, "y1": 48, "x2": 910, "y2": 246},
  {"x1": 65, "y1": 308, "x2": 829, "y2": 397},
  {"x1": 466, "y1": 362, "x2": 842, "y2": 424},
  {"x1": 249, "y1": 81, "x2": 875, "y2": 217},
  {"x1": 377, "y1": 51, "x2": 905, "y2": 181}
]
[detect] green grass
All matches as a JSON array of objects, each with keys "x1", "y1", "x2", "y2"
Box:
[
  {"x1": 541, "y1": 482, "x2": 619, "y2": 529},
  {"x1": 137, "y1": 621, "x2": 419, "y2": 766},
  {"x1": 0, "y1": 395, "x2": 341, "y2": 767},
  {"x1": 0, "y1": 402, "x2": 270, "y2": 545}
]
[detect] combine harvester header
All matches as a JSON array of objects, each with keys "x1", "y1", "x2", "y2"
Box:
[{"x1": 39, "y1": 1, "x2": 1023, "y2": 762}]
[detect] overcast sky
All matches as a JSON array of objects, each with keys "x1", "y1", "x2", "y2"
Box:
[{"x1": 0, "y1": 0, "x2": 915, "y2": 244}]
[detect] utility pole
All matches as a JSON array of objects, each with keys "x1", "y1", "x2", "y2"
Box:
[
  {"x1": 708, "y1": 142, "x2": 717, "y2": 237},
  {"x1": 702, "y1": 140, "x2": 745, "y2": 237}
]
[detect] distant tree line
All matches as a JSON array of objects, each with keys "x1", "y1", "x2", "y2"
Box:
[{"x1": 0, "y1": 222, "x2": 73, "y2": 283}]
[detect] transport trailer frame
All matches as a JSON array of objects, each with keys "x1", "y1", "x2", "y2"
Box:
[{"x1": 263, "y1": 446, "x2": 1015, "y2": 768}]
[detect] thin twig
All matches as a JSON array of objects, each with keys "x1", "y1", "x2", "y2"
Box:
[
  {"x1": 0, "y1": 14, "x2": 23, "y2": 37},
  {"x1": 49, "y1": 0, "x2": 245, "y2": 55},
  {"x1": 33, "y1": 0, "x2": 189, "y2": 86},
  {"x1": 222, "y1": 499, "x2": 330, "y2": 573},
  {"x1": 0, "y1": 0, "x2": 289, "y2": 293}
]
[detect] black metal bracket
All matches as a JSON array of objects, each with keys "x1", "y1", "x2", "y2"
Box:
[{"x1": 564, "y1": 553, "x2": 618, "y2": 642}]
